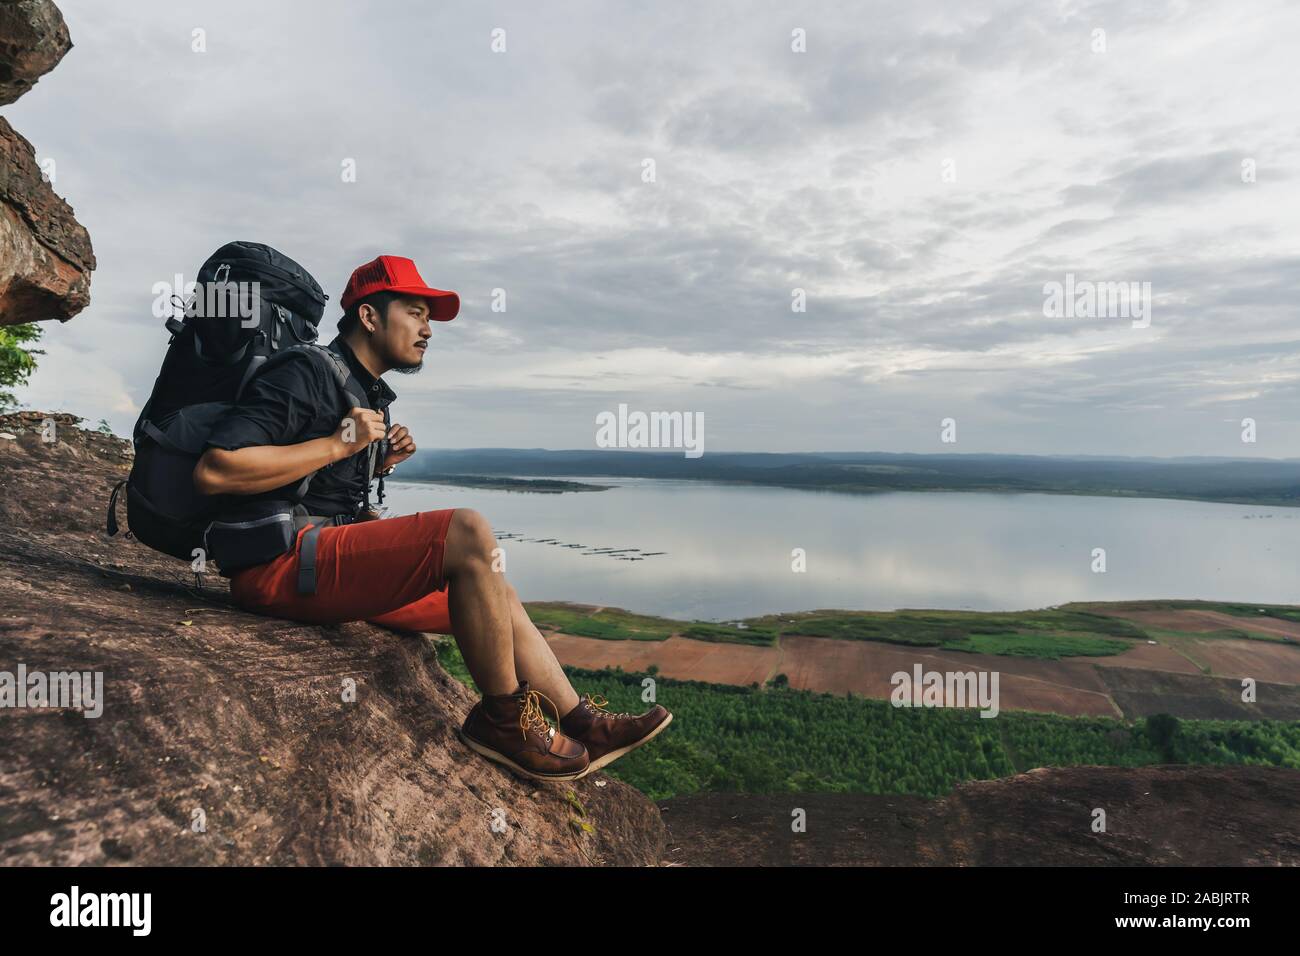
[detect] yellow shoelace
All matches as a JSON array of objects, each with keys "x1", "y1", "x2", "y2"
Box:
[
  {"x1": 519, "y1": 689, "x2": 562, "y2": 741},
  {"x1": 585, "y1": 694, "x2": 631, "y2": 719}
]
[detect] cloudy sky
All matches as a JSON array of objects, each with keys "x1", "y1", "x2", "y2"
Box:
[{"x1": 9, "y1": 0, "x2": 1300, "y2": 456}]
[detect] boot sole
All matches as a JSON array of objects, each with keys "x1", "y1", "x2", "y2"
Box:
[
  {"x1": 458, "y1": 728, "x2": 590, "y2": 783},
  {"x1": 582, "y1": 711, "x2": 674, "y2": 775}
]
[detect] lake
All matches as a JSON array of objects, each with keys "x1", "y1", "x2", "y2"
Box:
[{"x1": 382, "y1": 478, "x2": 1300, "y2": 621}]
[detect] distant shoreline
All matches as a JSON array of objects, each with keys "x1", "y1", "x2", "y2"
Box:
[
  {"x1": 401, "y1": 472, "x2": 1300, "y2": 508},
  {"x1": 400, "y1": 474, "x2": 612, "y2": 494},
  {"x1": 400, "y1": 449, "x2": 1300, "y2": 509}
]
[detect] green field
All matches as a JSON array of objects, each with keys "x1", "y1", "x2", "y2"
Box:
[
  {"x1": 680, "y1": 622, "x2": 778, "y2": 646},
  {"x1": 524, "y1": 602, "x2": 677, "y2": 641},
  {"x1": 568, "y1": 667, "x2": 1300, "y2": 800},
  {"x1": 526, "y1": 602, "x2": 1151, "y2": 659},
  {"x1": 524, "y1": 599, "x2": 1299, "y2": 661},
  {"x1": 430, "y1": 639, "x2": 1300, "y2": 801},
  {"x1": 754, "y1": 607, "x2": 1143, "y2": 657}
]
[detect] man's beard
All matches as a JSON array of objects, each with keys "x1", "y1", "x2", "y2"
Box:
[{"x1": 392, "y1": 357, "x2": 424, "y2": 374}]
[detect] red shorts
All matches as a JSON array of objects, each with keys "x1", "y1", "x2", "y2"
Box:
[{"x1": 229, "y1": 509, "x2": 457, "y2": 633}]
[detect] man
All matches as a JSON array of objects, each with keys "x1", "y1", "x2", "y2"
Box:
[{"x1": 193, "y1": 254, "x2": 672, "y2": 781}]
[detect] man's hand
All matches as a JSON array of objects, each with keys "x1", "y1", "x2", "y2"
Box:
[
  {"x1": 333, "y1": 407, "x2": 388, "y2": 461},
  {"x1": 382, "y1": 423, "x2": 416, "y2": 471}
]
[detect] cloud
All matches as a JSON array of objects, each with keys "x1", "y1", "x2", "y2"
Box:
[{"x1": 8, "y1": 0, "x2": 1300, "y2": 457}]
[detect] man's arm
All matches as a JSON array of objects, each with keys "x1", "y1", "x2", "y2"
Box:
[
  {"x1": 194, "y1": 406, "x2": 387, "y2": 496},
  {"x1": 194, "y1": 352, "x2": 389, "y2": 497}
]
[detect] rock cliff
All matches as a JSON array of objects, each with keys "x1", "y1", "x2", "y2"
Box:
[{"x1": 0, "y1": 0, "x2": 95, "y2": 325}]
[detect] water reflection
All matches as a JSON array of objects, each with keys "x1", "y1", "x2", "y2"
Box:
[{"x1": 384, "y1": 478, "x2": 1300, "y2": 620}]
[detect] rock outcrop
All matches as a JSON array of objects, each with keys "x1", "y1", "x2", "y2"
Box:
[
  {"x1": 0, "y1": 0, "x2": 70, "y2": 105},
  {"x1": 0, "y1": 0, "x2": 94, "y2": 326},
  {"x1": 0, "y1": 414, "x2": 666, "y2": 865}
]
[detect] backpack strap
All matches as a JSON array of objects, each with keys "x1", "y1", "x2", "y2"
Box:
[
  {"x1": 296, "y1": 522, "x2": 323, "y2": 595},
  {"x1": 240, "y1": 344, "x2": 377, "y2": 512},
  {"x1": 140, "y1": 419, "x2": 184, "y2": 453},
  {"x1": 246, "y1": 343, "x2": 364, "y2": 407},
  {"x1": 106, "y1": 478, "x2": 127, "y2": 536},
  {"x1": 285, "y1": 344, "x2": 385, "y2": 512},
  {"x1": 362, "y1": 403, "x2": 392, "y2": 511}
]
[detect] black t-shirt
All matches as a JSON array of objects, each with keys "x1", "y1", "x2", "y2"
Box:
[{"x1": 205, "y1": 337, "x2": 395, "y2": 517}]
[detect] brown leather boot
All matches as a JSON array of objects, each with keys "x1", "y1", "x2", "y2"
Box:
[
  {"x1": 459, "y1": 682, "x2": 590, "y2": 782},
  {"x1": 559, "y1": 694, "x2": 673, "y2": 773}
]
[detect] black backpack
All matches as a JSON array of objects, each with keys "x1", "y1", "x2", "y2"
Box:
[{"x1": 106, "y1": 242, "x2": 366, "y2": 563}]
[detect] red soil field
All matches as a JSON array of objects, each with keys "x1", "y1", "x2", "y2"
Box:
[
  {"x1": 777, "y1": 636, "x2": 1120, "y2": 716},
  {"x1": 545, "y1": 632, "x2": 1124, "y2": 716},
  {"x1": 1072, "y1": 641, "x2": 1202, "y2": 674},
  {"x1": 1180, "y1": 637, "x2": 1300, "y2": 684},
  {"x1": 1087, "y1": 606, "x2": 1300, "y2": 641},
  {"x1": 545, "y1": 620, "x2": 1300, "y2": 718},
  {"x1": 543, "y1": 602, "x2": 1300, "y2": 718},
  {"x1": 545, "y1": 634, "x2": 779, "y2": 687}
]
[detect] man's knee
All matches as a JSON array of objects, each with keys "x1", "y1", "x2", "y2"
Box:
[{"x1": 445, "y1": 508, "x2": 497, "y2": 572}]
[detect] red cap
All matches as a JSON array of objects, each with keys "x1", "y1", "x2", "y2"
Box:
[{"x1": 341, "y1": 255, "x2": 459, "y2": 321}]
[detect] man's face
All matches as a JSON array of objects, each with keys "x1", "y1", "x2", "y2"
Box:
[{"x1": 365, "y1": 296, "x2": 432, "y2": 372}]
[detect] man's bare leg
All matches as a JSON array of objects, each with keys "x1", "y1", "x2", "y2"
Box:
[
  {"x1": 505, "y1": 584, "x2": 580, "y2": 716},
  {"x1": 444, "y1": 509, "x2": 590, "y2": 780},
  {"x1": 442, "y1": 509, "x2": 519, "y2": 696},
  {"x1": 443, "y1": 509, "x2": 672, "y2": 778}
]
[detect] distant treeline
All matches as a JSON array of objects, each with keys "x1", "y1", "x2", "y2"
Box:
[
  {"x1": 403, "y1": 448, "x2": 1300, "y2": 507},
  {"x1": 404, "y1": 474, "x2": 610, "y2": 493},
  {"x1": 568, "y1": 667, "x2": 1300, "y2": 801}
]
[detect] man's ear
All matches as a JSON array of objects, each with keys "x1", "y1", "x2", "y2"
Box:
[{"x1": 358, "y1": 303, "x2": 379, "y2": 334}]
